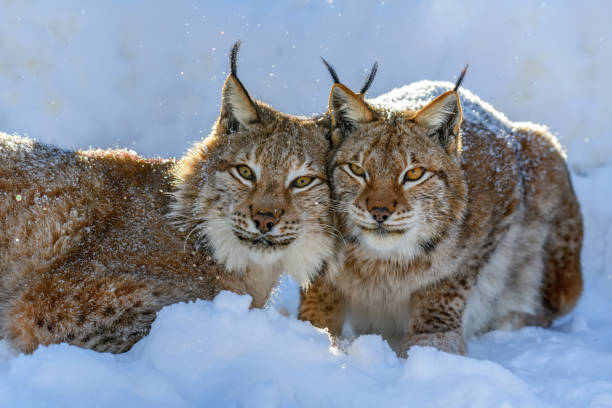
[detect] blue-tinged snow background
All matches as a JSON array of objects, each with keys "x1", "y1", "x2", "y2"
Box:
[{"x1": 1, "y1": 1, "x2": 611, "y2": 407}]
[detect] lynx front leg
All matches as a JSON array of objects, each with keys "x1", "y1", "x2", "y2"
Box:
[
  {"x1": 4, "y1": 271, "x2": 176, "y2": 354},
  {"x1": 298, "y1": 275, "x2": 345, "y2": 339},
  {"x1": 402, "y1": 277, "x2": 473, "y2": 356},
  {"x1": 404, "y1": 330, "x2": 467, "y2": 356}
]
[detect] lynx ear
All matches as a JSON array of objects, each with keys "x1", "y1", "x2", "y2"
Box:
[
  {"x1": 329, "y1": 83, "x2": 376, "y2": 142},
  {"x1": 221, "y1": 76, "x2": 260, "y2": 131},
  {"x1": 413, "y1": 91, "x2": 463, "y2": 153},
  {"x1": 320, "y1": 58, "x2": 378, "y2": 146},
  {"x1": 220, "y1": 41, "x2": 260, "y2": 133}
]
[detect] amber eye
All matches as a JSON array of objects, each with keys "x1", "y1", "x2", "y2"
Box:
[
  {"x1": 237, "y1": 165, "x2": 255, "y2": 181},
  {"x1": 404, "y1": 167, "x2": 425, "y2": 182},
  {"x1": 291, "y1": 176, "x2": 314, "y2": 189},
  {"x1": 349, "y1": 163, "x2": 366, "y2": 177}
]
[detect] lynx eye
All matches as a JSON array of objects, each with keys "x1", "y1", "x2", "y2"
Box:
[
  {"x1": 291, "y1": 176, "x2": 314, "y2": 189},
  {"x1": 404, "y1": 167, "x2": 425, "y2": 182},
  {"x1": 237, "y1": 165, "x2": 255, "y2": 181},
  {"x1": 349, "y1": 163, "x2": 366, "y2": 177}
]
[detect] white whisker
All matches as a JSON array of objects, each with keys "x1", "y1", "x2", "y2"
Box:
[{"x1": 183, "y1": 221, "x2": 206, "y2": 252}]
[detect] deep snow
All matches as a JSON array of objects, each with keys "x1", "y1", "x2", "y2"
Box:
[{"x1": 1, "y1": 1, "x2": 611, "y2": 407}]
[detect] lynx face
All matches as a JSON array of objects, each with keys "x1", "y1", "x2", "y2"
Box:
[
  {"x1": 190, "y1": 113, "x2": 333, "y2": 277},
  {"x1": 223, "y1": 139, "x2": 327, "y2": 260},
  {"x1": 171, "y1": 49, "x2": 333, "y2": 284},
  {"x1": 328, "y1": 84, "x2": 467, "y2": 261}
]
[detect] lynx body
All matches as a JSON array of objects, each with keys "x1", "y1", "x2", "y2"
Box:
[
  {"x1": 0, "y1": 44, "x2": 335, "y2": 353},
  {"x1": 299, "y1": 79, "x2": 582, "y2": 356}
]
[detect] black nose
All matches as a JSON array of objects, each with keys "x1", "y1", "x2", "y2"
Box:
[{"x1": 370, "y1": 207, "x2": 391, "y2": 224}]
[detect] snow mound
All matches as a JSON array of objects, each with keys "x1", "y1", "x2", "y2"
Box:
[{"x1": 0, "y1": 291, "x2": 549, "y2": 407}]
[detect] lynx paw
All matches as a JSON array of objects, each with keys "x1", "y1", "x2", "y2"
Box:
[{"x1": 402, "y1": 329, "x2": 467, "y2": 357}]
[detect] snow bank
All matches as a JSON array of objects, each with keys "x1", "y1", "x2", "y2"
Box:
[
  {"x1": 574, "y1": 167, "x2": 612, "y2": 298},
  {"x1": 0, "y1": 0, "x2": 610, "y2": 171},
  {"x1": 0, "y1": 292, "x2": 546, "y2": 408},
  {"x1": 2, "y1": 255, "x2": 610, "y2": 408}
]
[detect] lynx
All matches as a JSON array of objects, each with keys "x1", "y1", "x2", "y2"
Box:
[
  {"x1": 0, "y1": 42, "x2": 336, "y2": 354},
  {"x1": 299, "y1": 64, "x2": 583, "y2": 356}
]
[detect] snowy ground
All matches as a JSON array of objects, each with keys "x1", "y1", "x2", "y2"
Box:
[{"x1": 1, "y1": 1, "x2": 611, "y2": 407}]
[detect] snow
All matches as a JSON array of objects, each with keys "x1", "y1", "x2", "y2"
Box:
[
  {"x1": 0, "y1": 293, "x2": 547, "y2": 407},
  {"x1": 1, "y1": 1, "x2": 612, "y2": 407},
  {"x1": 1, "y1": 272, "x2": 610, "y2": 407}
]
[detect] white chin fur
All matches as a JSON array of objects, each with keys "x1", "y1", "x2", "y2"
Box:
[
  {"x1": 361, "y1": 230, "x2": 405, "y2": 252},
  {"x1": 359, "y1": 227, "x2": 423, "y2": 260},
  {"x1": 205, "y1": 220, "x2": 333, "y2": 286},
  {"x1": 247, "y1": 247, "x2": 284, "y2": 264}
]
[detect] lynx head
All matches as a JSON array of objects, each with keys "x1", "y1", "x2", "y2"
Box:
[
  {"x1": 170, "y1": 42, "x2": 334, "y2": 285},
  {"x1": 327, "y1": 64, "x2": 469, "y2": 261}
]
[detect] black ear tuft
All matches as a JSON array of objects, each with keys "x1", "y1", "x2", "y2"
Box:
[
  {"x1": 359, "y1": 61, "x2": 379, "y2": 95},
  {"x1": 230, "y1": 40, "x2": 241, "y2": 77},
  {"x1": 221, "y1": 40, "x2": 260, "y2": 132},
  {"x1": 321, "y1": 57, "x2": 340, "y2": 84},
  {"x1": 454, "y1": 64, "x2": 469, "y2": 91}
]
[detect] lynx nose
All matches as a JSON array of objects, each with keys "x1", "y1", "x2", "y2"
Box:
[
  {"x1": 370, "y1": 207, "x2": 391, "y2": 224},
  {"x1": 251, "y1": 209, "x2": 282, "y2": 233}
]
